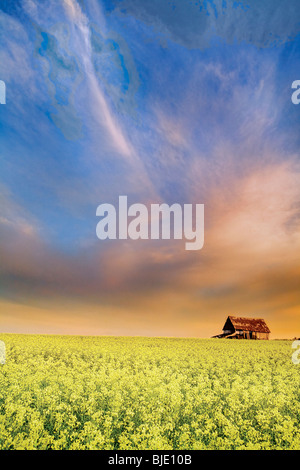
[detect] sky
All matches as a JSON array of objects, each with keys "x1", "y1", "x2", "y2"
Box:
[{"x1": 0, "y1": 0, "x2": 300, "y2": 339}]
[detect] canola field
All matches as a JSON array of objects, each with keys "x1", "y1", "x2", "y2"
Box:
[{"x1": 0, "y1": 333, "x2": 299, "y2": 450}]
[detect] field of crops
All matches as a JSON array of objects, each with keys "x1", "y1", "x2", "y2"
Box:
[{"x1": 0, "y1": 333, "x2": 299, "y2": 450}]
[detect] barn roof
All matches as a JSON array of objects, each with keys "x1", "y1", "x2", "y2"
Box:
[{"x1": 225, "y1": 316, "x2": 271, "y2": 333}]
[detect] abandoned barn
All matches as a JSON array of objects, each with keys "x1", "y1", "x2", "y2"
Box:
[{"x1": 212, "y1": 315, "x2": 271, "y2": 340}]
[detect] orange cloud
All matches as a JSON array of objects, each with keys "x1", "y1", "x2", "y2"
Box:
[{"x1": 1, "y1": 156, "x2": 299, "y2": 339}]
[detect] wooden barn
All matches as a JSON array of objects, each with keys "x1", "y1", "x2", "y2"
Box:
[{"x1": 213, "y1": 315, "x2": 271, "y2": 340}]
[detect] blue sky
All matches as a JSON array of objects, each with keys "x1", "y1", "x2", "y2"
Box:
[{"x1": 0, "y1": 0, "x2": 300, "y2": 337}]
